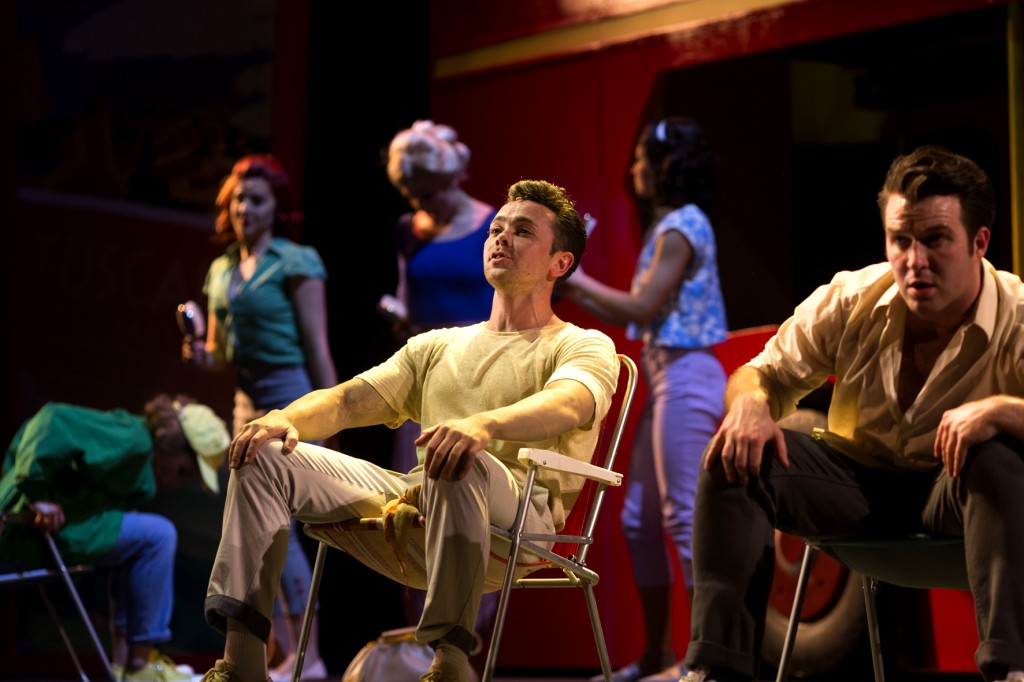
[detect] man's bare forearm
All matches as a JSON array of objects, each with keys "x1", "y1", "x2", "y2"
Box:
[
  {"x1": 991, "y1": 394, "x2": 1024, "y2": 441},
  {"x1": 480, "y1": 379, "x2": 596, "y2": 444},
  {"x1": 280, "y1": 379, "x2": 395, "y2": 442}
]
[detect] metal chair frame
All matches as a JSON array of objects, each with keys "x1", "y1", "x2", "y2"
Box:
[
  {"x1": 0, "y1": 510, "x2": 118, "y2": 682},
  {"x1": 292, "y1": 353, "x2": 638, "y2": 682},
  {"x1": 775, "y1": 534, "x2": 969, "y2": 682}
]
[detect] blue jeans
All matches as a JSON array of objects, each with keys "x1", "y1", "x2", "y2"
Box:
[
  {"x1": 621, "y1": 346, "x2": 725, "y2": 590},
  {"x1": 97, "y1": 512, "x2": 176, "y2": 645}
]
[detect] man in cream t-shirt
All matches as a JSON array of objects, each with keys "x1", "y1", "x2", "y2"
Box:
[{"x1": 199, "y1": 179, "x2": 620, "y2": 682}]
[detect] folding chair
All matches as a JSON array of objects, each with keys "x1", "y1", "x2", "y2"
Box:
[
  {"x1": 292, "y1": 353, "x2": 639, "y2": 682},
  {"x1": 0, "y1": 510, "x2": 118, "y2": 682},
  {"x1": 774, "y1": 534, "x2": 969, "y2": 682}
]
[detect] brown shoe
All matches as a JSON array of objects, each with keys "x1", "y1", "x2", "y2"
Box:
[
  {"x1": 200, "y1": 659, "x2": 270, "y2": 682},
  {"x1": 419, "y1": 660, "x2": 467, "y2": 682}
]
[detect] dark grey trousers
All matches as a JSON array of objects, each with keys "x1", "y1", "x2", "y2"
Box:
[{"x1": 684, "y1": 430, "x2": 1024, "y2": 682}]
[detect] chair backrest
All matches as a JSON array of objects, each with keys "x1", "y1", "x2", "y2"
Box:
[
  {"x1": 550, "y1": 353, "x2": 637, "y2": 561},
  {"x1": 712, "y1": 325, "x2": 779, "y2": 377}
]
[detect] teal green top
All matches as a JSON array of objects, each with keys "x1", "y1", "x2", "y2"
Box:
[
  {"x1": 203, "y1": 236, "x2": 327, "y2": 366},
  {"x1": 0, "y1": 403, "x2": 156, "y2": 566}
]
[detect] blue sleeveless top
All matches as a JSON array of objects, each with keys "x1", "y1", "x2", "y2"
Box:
[
  {"x1": 626, "y1": 204, "x2": 728, "y2": 348},
  {"x1": 397, "y1": 211, "x2": 496, "y2": 329}
]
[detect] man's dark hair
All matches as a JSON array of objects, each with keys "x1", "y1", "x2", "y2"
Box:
[
  {"x1": 506, "y1": 179, "x2": 587, "y2": 284},
  {"x1": 877, "y1": 145, "x2": 995, "y2": 241}
]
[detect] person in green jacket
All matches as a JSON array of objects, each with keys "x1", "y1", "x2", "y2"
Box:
[{"x1": 1, "y1": 393, "x2": 230, "y2": 681}]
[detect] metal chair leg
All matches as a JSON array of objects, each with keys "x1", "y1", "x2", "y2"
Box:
[
  {"x1": 583, "y1": 583, "x2": 614, "y2": 681},
  {"x1": 482, "y1": 468, "x2": 537, "y2": 682},
  {"x1": 292, "y1": 541, "x2": 328, "y2": 682},
  {"x1": 42, "y1": 530, "x2": 117, "y2": 682},
  {"x1": 775, "y1": 542, "x2": 816, "y2": 682},
  {"x1": 863, "y1": 575, "x2": 885, "y2": 682},
  {"x1": 36, "y1": 585, "x2": 89, "y2": 682}
]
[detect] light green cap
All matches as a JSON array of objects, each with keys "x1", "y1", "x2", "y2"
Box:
[{"x1": 177, "y1": 403, "x2": 230, "y2": 494}]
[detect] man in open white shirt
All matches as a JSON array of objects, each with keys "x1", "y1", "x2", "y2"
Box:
[{"x1": 683, "y1": 146, "x2": 1024, "y2": 682}]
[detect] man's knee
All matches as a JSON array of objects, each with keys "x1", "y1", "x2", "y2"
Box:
[
  {"x1": 422, "y1": 455, "x2": 489, "y2": 501},
  {"x1": 233, "y1": 440, "x2": 288, "y2": 483},
  {"x1": 697, "y1": 456, "x2": 731, "y2": 493},
  {"x1": 963, "y1": 435, "x2": 1024, "y2": 491}
]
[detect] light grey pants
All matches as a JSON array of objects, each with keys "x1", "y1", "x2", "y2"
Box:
[{"x1": 204, "y1": 439, "x2": 554, "y2": 654}]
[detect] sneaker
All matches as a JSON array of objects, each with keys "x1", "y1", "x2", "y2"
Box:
[
  {"x1": 682, "y1": 668, "x2": 715, "y2": 682},
  {"x1": 122, "y1": 651, "x2": 195, "y2": 681},
  {"x1": 590, "y1": 654, "x2": 677, "y2": 682},
  {"x1": 167, "y1": 660, "x2": 194, "y2": 676},
  {"x1": 638, "y1": 660, "x2": 688, "y2": 682},
  {"x1": 200, "y1": 659, "x2": 270, "y2": 682},
  {"x1": 998, "y1": 672, "x2": 1024, "y2": 682},
  {"x1": 268, "y1": 655, "x2": 327, "y2": 682},
  {"x1": 114, "y1": 647, "x2": 197, "y2": 675},
  {"x1": 588, "y1": 661, "x2": 643, "y2": 682}
]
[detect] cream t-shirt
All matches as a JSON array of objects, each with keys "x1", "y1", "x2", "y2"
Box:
[{"x1": 357, "y1": 321, "x2": 619, "y2": 528}]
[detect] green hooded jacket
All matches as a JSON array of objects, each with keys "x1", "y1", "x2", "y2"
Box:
[{"x1": 0, "y1": 402, "x2": 155, "y2": 566}]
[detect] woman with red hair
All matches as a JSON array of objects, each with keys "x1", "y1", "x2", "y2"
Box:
[{"x1": 184, "y1": 154, "x2": 334, "y2": 681}]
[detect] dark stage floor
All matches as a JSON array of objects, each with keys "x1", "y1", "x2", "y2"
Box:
[{"x1": 487, "y1": 672, "x2": 985, "y2": 682}]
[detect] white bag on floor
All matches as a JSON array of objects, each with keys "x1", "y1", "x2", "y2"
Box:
[
  {"x1": 342, "y1": 625, "x2": 481, "y2": 682},
  {"x1": 342, "y1": 626, "x2": 424, "y2": 682}
]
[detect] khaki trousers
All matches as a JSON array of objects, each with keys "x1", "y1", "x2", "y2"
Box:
[{"x1": 205, "y1": 439, "x2": 554, "y2": 654}]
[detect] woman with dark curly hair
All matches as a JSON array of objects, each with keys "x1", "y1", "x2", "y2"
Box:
[{"x1": 558, "y1": 116, "x2": 729, "y2": 682}]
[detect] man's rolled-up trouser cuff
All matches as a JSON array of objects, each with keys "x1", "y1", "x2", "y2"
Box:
[
  {"x1": 205, "y1": 594, "x2": 271, "y2": 643},
  {"x1": 685, "y1": 637, "x2": 759, "y2": 679},
  {"x1": 430, "y1": 625, "x2": 478, "y2": 657}
]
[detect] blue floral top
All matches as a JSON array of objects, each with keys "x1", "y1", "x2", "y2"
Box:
[{"x1": 626, "y1": 204, "x2": 728, "y2": 348}]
